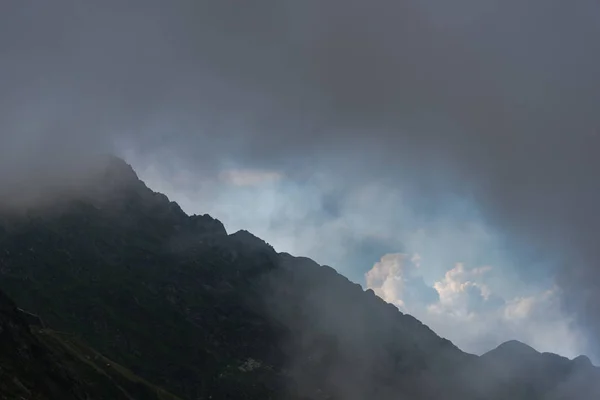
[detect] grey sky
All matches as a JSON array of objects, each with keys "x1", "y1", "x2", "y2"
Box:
[{"x1": 2, "y1": 0, "x2": 600, "y2": 359}]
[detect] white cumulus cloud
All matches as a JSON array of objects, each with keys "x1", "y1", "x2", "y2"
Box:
[{"x1": 365, "y1": 253, "x2": 588, "y2": 359}]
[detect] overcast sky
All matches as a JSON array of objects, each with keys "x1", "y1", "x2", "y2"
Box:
[{"x1": 2, "y1": 0, "x2": 600, "y2": 361}]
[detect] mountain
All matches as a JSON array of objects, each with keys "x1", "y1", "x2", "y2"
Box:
[
  {"x1": 477, "y1": 341, "x2": 600, "y2": 399},
  {"x1": 1, "y1": 156, "x2": 599, "y2": 399},
  {"x1": 0, "y1": 286, "x2": 181, "y2": 400},
  {"x1": 0, "y1": 289, "x2": 84, "y2": 400}
]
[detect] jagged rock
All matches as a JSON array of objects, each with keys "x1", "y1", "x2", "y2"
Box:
[{"x1": 189, "y1": 214, "x2": 228, "y2": 236}]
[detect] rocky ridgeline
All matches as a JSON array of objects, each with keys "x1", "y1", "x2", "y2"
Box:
[{"x1": 1, "y1": 156, "x2": 599, "y2": 400}]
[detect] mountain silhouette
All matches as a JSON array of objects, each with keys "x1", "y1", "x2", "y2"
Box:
[
  {"x1": 0, "y1": 286, "x2": 181, "y2": 400},
  {"x1": 0, "y1": 156, "x2": 598, "y2": 399}
]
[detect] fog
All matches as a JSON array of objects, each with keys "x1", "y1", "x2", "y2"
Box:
[{"x1": 2, "y1": 0, "x2": 600, "y2": 360}]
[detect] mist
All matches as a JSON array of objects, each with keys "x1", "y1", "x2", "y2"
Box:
[{"x1": 2, "y1": 0, "x2": 600, "y2": 360}]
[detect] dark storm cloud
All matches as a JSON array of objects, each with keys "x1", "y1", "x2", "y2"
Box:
[{"x1": 2, "y1": 0, "x2": 600, "y2": 355}]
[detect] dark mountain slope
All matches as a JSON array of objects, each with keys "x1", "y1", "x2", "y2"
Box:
[
  {"x1": 0, "y1": 289, "x2": 85, "y2": 400},
  {"x1": 477, "y1": 340, "x2": 600, "y2": 399},
  {"x1": 0, "y1": 288, "x2": 181, "y2": 400},
  {"x1": 1, "y1": 156, "x2": 599, "y2": 399},
  {"x1": 33, "y1": 329, "x2": 182, "y2": 400}
]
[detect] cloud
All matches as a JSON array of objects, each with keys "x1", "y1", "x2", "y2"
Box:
[
  {"x1": 365, "y1": 253, "x2": 438, "y2": 308},
  {"x1": 137, "y1": 162, "x2": 585, "y2": 359},
  {"x1": 365, "y1": 254, "x2": 588, "y2": 359},
  {"x1": 430, "y1": 263, "x2": 497, "y2": 315},
  {"x1": 2, "y1": 0, "x2": 600, "y2": 358},
  {"x1": 219, "y1": 169, "x2": 283, "y2": 187}
]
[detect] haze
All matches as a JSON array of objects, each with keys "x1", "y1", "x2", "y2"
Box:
[{"x1": 2, "y1": 0, "x2": 600, "y2": 360}]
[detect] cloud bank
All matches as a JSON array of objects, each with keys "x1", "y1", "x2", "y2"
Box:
[{"x1": 2, "y1": 0, "x2": 600, "y2": 358}]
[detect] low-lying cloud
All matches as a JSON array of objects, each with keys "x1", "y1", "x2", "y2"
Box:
[{"x1": 2, "y1": 0, "x2": 600, "y2": 359}]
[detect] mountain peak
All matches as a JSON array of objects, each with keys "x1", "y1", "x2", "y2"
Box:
[
  {"x1": 497, "y1": 339, "x2": 536, "y2": 350},
  {"x1": 574, "y1": 355, "x2": 594, "y2": 368},
  {"x1": 189, "y1": 214, "x2": 228, "y2": 236},
  {"x1": 99, "y1": 155, "x2": 140, "y2": 184},
  {"x1": 0, "y1": 154, "x2": 144, "y2": 213},
  {"x1": 482, "y1": 340, "x2": 539, "y2": 362},
  {"x1": 84, "y1": 154, "x2": 147, "y2": 196},
  {"x1": 229, "y1": 229, "x2": 273, "y2": 250}
]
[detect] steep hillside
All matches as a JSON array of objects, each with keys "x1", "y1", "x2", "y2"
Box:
[
  {"x1": 1, "y1": 156, "x2": 599, "y2": 399},
  {"x1": 0, "y1": 288, "x2": 180, "y2": 400},
  {"x1": 0, "y1": 289, "x2": 85, "y2": 400},
  {"x1": 33, "y1": 329, "x2": 182, "y2": 400}
]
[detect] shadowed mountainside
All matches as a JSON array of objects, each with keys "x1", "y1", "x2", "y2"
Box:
[
  {"x1": 0, "y1": 287, "x2": 181, "y2": 400},
  {"x1": 1, "y1": 156, "x2": 599, "y2": 399}
]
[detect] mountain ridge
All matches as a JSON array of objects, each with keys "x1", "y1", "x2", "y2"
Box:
[{"x1": 1, "y1": 156, "x2": 599, "y2": 399}]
